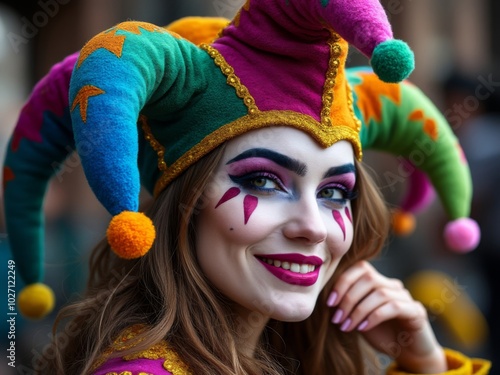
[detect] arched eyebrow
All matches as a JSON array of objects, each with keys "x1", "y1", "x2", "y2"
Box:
[
  {"x1": 226, "y1": 148, "x2": 307, "y2": 176},
  {"x1": 323, "y1": 164, "x2": 356, "y2": 179}
]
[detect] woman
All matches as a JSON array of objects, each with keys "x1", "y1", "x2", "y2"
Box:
[
  {"x1": 49, "y1": 128, "x2": 454, "y2": 374},
  {"x1": 3, "y1": 0, "x2": 489, "y2": 373}
]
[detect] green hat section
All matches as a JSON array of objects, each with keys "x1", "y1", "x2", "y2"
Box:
[{"x1": 349, "y1": 67, "x2": 480, "y2": 252}]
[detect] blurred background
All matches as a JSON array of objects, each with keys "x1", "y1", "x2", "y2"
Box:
[{"x1": 0, "y1": 0, "x2": 498, "y2": 373}]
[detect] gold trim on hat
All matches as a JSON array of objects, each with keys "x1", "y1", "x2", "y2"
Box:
[
  {"x1": 200, "y1": 44, "x2": 259, "y2": 115},
  {"x1": 140, "y1": 115, "x2": 168, "y2": 173},
  {"x1": 153, "y1": 111, "x2": 361, "y2": 196},
  {"x1": 322, "y1": 33, "x2": 342, "y2": 127}
]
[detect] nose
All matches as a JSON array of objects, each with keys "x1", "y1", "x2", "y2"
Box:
[{"x1": 282, "y1": 195, "x2": 328, "y2": 245}]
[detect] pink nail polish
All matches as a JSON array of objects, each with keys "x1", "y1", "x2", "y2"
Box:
[
  {"x1": 332, "y1": 309, "x2": 343, "y2": 324},
  {"x1": 327, "y1": 291, "x2": 338, "y2": 307},
  {"x1": 340, "y1": 318, "x2": 352, "y2": 332},
  {"x1": 357, "y1": 320, "x2": 369, "y2": 331}
]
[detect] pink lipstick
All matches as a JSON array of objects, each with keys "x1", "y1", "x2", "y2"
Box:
[{"x1": 256, "y1": 253, "x2": 322, "y2": 286}]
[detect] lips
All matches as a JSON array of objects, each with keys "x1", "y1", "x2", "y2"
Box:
[{"x1": 256, "y1": 253, "x2": 323, "y2": 287}]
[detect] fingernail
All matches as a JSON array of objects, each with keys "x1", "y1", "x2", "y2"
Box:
[
  {"x1": 331, "y1": 309, "x2": 343, "y2": 324},
  {"x1": 327, "y1": 291, "x2": 338, "y2": 307},
  {"x1": 340, "y1": 318, "x2": 352, "y2": 332},
  {"x1": 357, "y1": 320, "x2": 369, "y2": 331}
]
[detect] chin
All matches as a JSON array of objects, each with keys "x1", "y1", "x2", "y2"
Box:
[{"x1": 272, "y1": 304, "x2": 315, "y2": 322}]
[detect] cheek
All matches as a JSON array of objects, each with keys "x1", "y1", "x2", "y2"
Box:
[
  {"x1": 325, "y1": 205, "x2": 354, "y2": 263},
  {"x1": 214, "y1": 188, "x2": 260, "y2": 226},
  {"x1": 199, "y1": 189, "x2": 266, "y2": 246},
  {"x1": 196, "y1": 204, "x2": 241, "y2": 265},
  {"x1": 332, "y1": 210, "x2": 346, "y2": 240}
]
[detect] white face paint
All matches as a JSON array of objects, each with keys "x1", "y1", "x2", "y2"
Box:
[{"x1": 196, "y1": 127, "x2": 356, "y2": 322}]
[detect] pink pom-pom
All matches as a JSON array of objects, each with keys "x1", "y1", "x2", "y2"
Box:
[{"x1": 444, "y1": 218, "x2": 481, "y2": 253}]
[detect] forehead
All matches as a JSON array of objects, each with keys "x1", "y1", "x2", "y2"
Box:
[{"x1": 223, "y1": 126, "x2": 355, "y2": 167}]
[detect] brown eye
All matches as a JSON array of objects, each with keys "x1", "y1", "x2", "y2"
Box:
[
  {"x1": 320, "y1": 188, "x2": 333, "y2": 198},
  {"x1": 228, "y1": 173, "x2": 284, "y2": 193},
  {"x1": 319, "y1": 188, "x2": 342, "y2": 199},
  {"x1": 252, "y1": 178, "x2": 267, "y2": 188}
]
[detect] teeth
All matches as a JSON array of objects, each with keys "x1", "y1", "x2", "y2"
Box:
[{"x1": 260, "y1": 257, "x2": 316, "y2": 274}]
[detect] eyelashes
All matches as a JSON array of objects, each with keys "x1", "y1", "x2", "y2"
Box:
[
  {"x1": 228, "y1": 171, "x2": 358, "y2": 205},
  {"x1": 318, "y1": 184, "x2": 358, "y2": 203},
  {"x1": 229, "y1": 172, "x2": 286, "y2": 194}
]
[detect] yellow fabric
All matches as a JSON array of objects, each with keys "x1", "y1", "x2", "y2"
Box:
[
  {"x1": 386, "y1": 348, "x2": 491, "y2": 375},
  {"x1": 406, "y1": 271, "x2": 489, "y2": 349},
  {"x1": 327, "y1": 36, "x2": 363, "y2": 151},
  {"x1": 164, "y1": 16, "x2": 230, "y2": 46}
]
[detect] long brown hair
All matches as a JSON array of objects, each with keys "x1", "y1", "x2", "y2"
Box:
[{"x1": 43, "y1": 144, "x2": 390, "y2": 374}]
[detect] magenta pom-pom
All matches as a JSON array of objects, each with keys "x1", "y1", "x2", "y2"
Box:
[{"x1": 444, "y1": 218, "x2": 481, "y2": 253}]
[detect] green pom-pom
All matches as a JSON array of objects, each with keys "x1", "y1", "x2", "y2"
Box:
[
  {"x1": 371, "y1": 39, "x2": 415, "y2": 83},
  {"x1": 18, "y1": 283, "x2": 55, "y2": 319}
]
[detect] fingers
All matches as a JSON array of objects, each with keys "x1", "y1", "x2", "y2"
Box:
[
  {"x1": 327, "y1": 260, "x2": 423, "y2": 332},
  {"x1": 326, "y1": 261, "x2": 447, "y2": 372},
  {"x1": 353, "y1": 297, "x2": 427, "y2": 333}
]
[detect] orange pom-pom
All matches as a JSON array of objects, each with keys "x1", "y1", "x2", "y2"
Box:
[
  {"x1": 107, "y1": 211, "x2": 156, "y2": 259},
  {"x1": 391, "y1": 209, "x2": 416, "y2": 236}
]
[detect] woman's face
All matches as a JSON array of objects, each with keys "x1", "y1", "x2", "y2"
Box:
[{"x1": 195, "y1": 127, "x2": 356, "y2": 322}]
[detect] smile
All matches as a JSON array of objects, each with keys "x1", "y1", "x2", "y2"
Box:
[
  {"x1": 257, "y1": 257, "x2": 316, "y2": 274},
  {"x1": 255, "y1": 254, "x2": 323, "y2": 287}
]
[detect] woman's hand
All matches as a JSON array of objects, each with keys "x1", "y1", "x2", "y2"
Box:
[{"x1": 327, "y1": 261, "x2": 447, "y2": 373}]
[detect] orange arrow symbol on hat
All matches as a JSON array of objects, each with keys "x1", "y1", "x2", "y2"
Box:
[
  {"x1": 71, "y1": 85, "x2": 105, "y2": 123},
  {"x1": 77, "y1": 31, "x2": 126, "y2": 68},
  {"x1": 77, "y1": 22, "x2": 167, "y2": 68}
]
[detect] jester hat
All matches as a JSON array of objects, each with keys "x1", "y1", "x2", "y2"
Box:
[{"x1": 3, "y1": 0, "x2": 479, "y2": 320}]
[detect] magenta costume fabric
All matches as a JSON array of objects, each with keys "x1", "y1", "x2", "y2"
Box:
[{"x1": 93, "y1": 357, "x2": 173, "y2": 375}]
